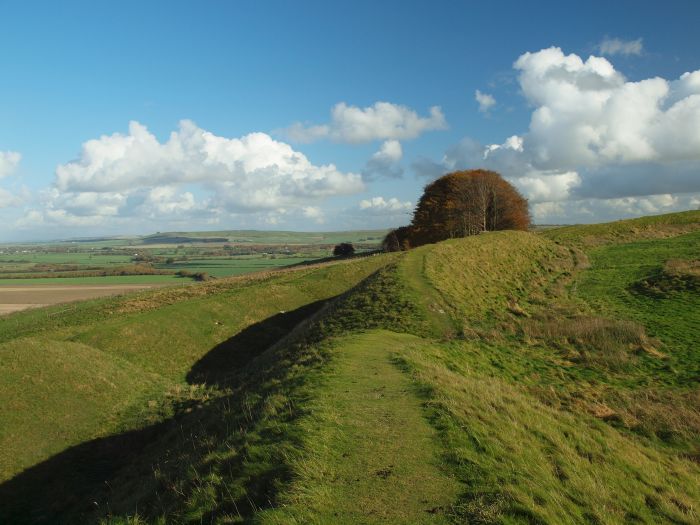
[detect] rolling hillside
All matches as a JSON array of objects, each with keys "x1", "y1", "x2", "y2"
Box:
[{"x1": 0, "y1": 211, "x2": 699, "y2": 524}]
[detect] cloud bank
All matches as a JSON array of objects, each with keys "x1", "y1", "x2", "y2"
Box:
[
  {"x1": 416, "y1": 46, "x2": 700, "y2": 222},
  {"x1": 26, "y1": 121, "x2": 364, "y2": 228}
]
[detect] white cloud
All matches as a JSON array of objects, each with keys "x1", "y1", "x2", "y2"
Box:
[
  {"x1": 0, "y1": 188, "x2": 23, "y2": 208},
  {"x1": 302, "y1": 206, "x2": 325, "y2": 224},
  {"x1": 475, "y1": 90, "x2": 496, "y2": 112},
  {"x1": 358, "y1": 196, "x2": 413, "y2": 215},
  {"x1": 0, "y1": 151, "x2": 21, "y2": 178},
  {"x1": 0, "y1": 151, "x2": 24, "y2": 209},
  {"x1": 362, "y1": 139, "x2": 404, "y2": 180},
  {"x1": 513, "y1": 172, "x2": 581, "y2": 203},
  {"x1": 35, "y1": 120, "x2": 364, "y2": 227},
  {"x1": 533, "y1": 193, "x2": 700, "y2": 224},
  {"x1": 416, "y1": 46, "x2": 700, "y2": 217},
  {"x1": 284, "y1": 101, "x2": 447, "y2": 143},
  {"x1": 598, "y1": 37, "x2": 643, "y2": 57}
]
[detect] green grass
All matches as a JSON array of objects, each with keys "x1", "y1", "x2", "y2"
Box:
[
  {"x1": 258, "y1": 331, "x2": 460, "y2": 524},
  {"x1": 0, "y1": 337, "x2": 168, "y2": 481},
  {"x1": 1, "y1": 213, "x2": 699, "y2": 524},
  {"x1": 156, "y1": 256, "x2": 318, "y2": 278},
  {"x1": 573, "y1": 231, "x2": 700, "y2": 383},
  {"x1": 0, "y1": 255, "x2": 394, "y2": 490}
]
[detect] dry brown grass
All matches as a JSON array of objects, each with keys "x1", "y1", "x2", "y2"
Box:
[
  {"x1": 523, "y1": 315, "x2": 656, "y2": 370},
  {"x1": 665, "y1": 258, "x2": 700, "y2": 278}
]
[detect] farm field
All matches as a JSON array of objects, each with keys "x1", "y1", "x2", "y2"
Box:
[
  {"x1": 0, "y1": 229, "x2": 384, "y2": 278},
  {"x1": 0, "y1": 282, "x2": 172, "y2": 315},
  {"x1": 0, "y1": 211, "x2": 698, "y2": 524},
  {"x1": 0, "y1": 229, "x2": 385, "y2": 315}
]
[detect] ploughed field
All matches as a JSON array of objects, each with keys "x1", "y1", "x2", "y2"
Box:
[
  {"x1": 0, "y1": 211, "x2": 698, "y2": 524},
  {"x1": 0, "y1": 283, "x2": 168, "y2": 315}
]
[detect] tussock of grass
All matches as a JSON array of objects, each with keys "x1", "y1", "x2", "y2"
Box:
[
  {"x1": 634, "y1": 258, "x2": 700, "y2": 297},
  {"x1": 522, "y1": 315, "x2": 654, "y2": 371}
]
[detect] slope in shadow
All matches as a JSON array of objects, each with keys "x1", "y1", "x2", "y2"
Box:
[
  {"x1": 187, "y1": 298, "x2": 328, "y2": 387},
  {"x1": 0, "y1": 298, "x2": 332, "y2": 524}
]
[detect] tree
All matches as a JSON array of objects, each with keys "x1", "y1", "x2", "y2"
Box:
[
  {"x1": 381, "y1": 225, "x2": 416, "y2": 252},
  {"x1": 381, "y1": 230, "x2": 401, "y2": 252},
  {"x1": 409, "y1": 170, "x2": 529, "y2": 247},
  {"x1": 333, "y1": 242, "x2": 355, "y2": 257}
]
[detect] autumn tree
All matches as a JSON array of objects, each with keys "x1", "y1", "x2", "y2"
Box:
[
  {"x1": 412, "y1": 170, "x2": 529, "y2": 244},
  {"x1": 381, "y1": 225, "x2": 415, "y2": 252},
  {"x1": 382, "y1": 170, "x2": 529, "y2": 251}
]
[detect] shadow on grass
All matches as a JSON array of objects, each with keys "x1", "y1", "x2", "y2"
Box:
[
  {"x1": 0, "y1": 298, "x2": 332, "y2": 524},
  {"x1": 187, "y1": 299, "x2": 328, "y2": 387}
]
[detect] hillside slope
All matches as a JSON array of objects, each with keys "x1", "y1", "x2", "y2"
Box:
[{"x1": 1, "y1": 211, "x2": 698, "y2": 524}]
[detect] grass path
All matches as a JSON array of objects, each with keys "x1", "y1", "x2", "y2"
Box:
[{"x1": 260, "y1": 330, "x2": 460, "y2": 524}]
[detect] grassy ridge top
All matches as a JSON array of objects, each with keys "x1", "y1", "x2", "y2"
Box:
[{"x1": 543, "y1": 209, "x2": 700, "y2": 246}]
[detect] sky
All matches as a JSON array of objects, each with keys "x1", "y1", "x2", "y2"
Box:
[{"x1": 1, "y1": 0, "x2": 699, "y2": 241}]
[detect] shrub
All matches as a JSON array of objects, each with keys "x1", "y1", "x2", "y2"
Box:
[{"x1": 333, "y1": 243, "x2": 355, "y2": 257}]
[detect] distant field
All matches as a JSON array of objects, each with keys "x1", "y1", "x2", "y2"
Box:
[
  {"x1": 0, "y1": 275, "x2": 181, "y2": 286},
  {"x1": 156, "y1": 255, "x2": 317, "y2": 277},
  {"x1": 0, "y1": 229, "x2": 384, "y2": 284},
  {"x1": 0, "y1": 282, "x2": 169, "y2": 315},
  {"x1": 0, "y1": 253, "x2": 133, "y2": 265}
]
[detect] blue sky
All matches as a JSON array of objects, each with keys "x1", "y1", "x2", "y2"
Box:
[{"x1": 1, "y1": 0, "x2": 699, "y2": 240}]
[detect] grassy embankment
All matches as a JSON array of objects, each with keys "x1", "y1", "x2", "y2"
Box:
[
  {"x1": 0, "y1": 211, "x2": 699, "y2": 524},
  {"x1": 0, "y1": 255, "x2": 393, "y2": 501}
]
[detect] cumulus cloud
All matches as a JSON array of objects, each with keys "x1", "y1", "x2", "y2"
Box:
[
  {"x1": 0, "y1": 188, "x2": 23, "y2": 208},
  {"x1": 284, "y1": 101, "x2": 447, "y2": 143},
  {"x1": 416, "y1": 46, "x2": 700, "y2": 220},
  {"x1": 597, "y1": 37, "x2": 643, "y2": 56},
  {"x1": 358, "y1": 196, "x2": 413, "y2": 215},
  {"x1": 0, "y1": 151, "x2": 24, "y2": 209},
  {"x1": 362, "y1": 140, "x2": 404, "y2": 180},
  {"x1": 0, "y1": 151, "x2": 21, "y2": 178},
  {"x1": 512, "y1": 172, "x2": 581, "y2": 202},
  {"x1": 302, "y1": 206, "x2": 325, "y2": 224},
  {"x1": 34, "y1": 120, "x2": 364, "y2": 227},
  {"x1": 475, "y1": 90, "x2": 496, "y2": 112}
]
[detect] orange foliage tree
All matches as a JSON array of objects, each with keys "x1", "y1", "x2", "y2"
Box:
[{"x1": 383, "y1": 169, "x2": 530, "y2": 250}]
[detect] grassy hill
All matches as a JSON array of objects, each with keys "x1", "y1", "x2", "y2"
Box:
[{"x1": 0, "y1": 211, "x2": 699, "y2": 524}]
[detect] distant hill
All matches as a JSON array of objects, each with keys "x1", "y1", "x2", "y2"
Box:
[
  {"x1": 137, "y1": 229, "x2": 388, "y2": 245},
  {"x1": 0, "y1": 211, "x2": 698, "y2": 524}
]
